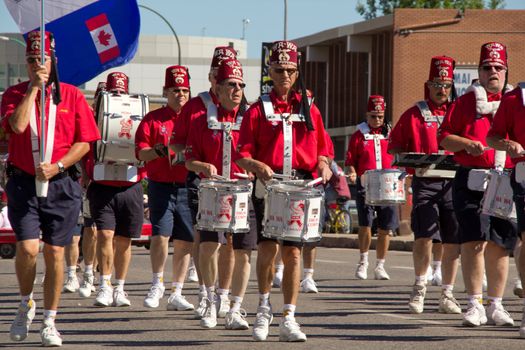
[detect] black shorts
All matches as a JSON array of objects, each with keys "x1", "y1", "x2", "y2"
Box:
[
  {"x1": 411, "y1": 177, "x2": 459, "y2": 244},
  {"x1": 355, "y1": 178, "x2": 399, "y2": 231},
  {"x1": 185, "y1": 171, "x2": 200, "y2": 225},
  {"x1": 510, "y1": 168, "x2": 525, "y2": 238},
  {"x1": 200, "y1": 229, "x2": 257, "y2": 250},
  {"x1": 87, "y1": 181, "x2": 144, "y2": 239},
  {"x1": 453, "y1": 167, "x2": 517, "y2": 251}
]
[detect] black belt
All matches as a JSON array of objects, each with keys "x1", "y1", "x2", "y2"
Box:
[
  {"x1": 153, "y1": 180, "x2": 186, "y2": 188},
  {"x1": 7, "y1": 165, "x2": 69, "y2": 182}
]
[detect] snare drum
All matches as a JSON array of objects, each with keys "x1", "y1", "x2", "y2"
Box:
[
  {"x1": 196, "y1": 179, "x2": 252, "y2": 233},
  {"x1": 363, "y1": 169, "x2": 406, "y2": 205},
  {"x1": 262, "y1": 180, "x2": 324, "y2": 242},
  {"x1": 96, "y1": 92, "x2": 149, "y2": 164},
  {"x1": 481, "y1": 170, "x2": 516, "y2": 222}
]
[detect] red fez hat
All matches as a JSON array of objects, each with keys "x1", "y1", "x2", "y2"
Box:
[
  {"x1": 479, "y1": 42, "x2": 507, "y2": 67},
  {"x1": 94, "y1": 82, "x2": 106, "y2": 99},
  {"x1": 269, "y1": 40, "x2": 298, "y2": 66},
  {"x1": 26, "y1": 30, "x2": 54, "y2": 57},
  {"x1": 216, "y1": 59, "x2": 244, "y2": 84},
  {"x1": 367, "y1": 95, "x2": 386, "y2": 113},
  {"x1": 429, "y1": 56, "x2": 455, "y2": 81},
  {"x1": 211, "y1": 46, "x2": 237, "y2": 69},
  {"x1": 164, "y1": 65, "x2": 190, "y2": 89},
  {"x1": 106, "y1": 72, "x2": 129, "y2": 94}
]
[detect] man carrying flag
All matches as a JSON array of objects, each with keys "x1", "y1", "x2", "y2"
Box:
[{"x1": 1, "y1": 30, "x2": 100, "y2": 347}]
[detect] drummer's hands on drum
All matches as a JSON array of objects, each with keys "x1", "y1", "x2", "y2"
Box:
[
  {"x1": 36, "y1": 162, "x2": 58, "y2": 181},
  {"x1": 505, "y1": 140, "x2": 525, "y2": 158},
  {"x1": 202, "y1": 163, "x2": 218, "y2": 178},
  {"x1": 464, "y1": 140, "x2": 485, "y2": 157},
  {"x1": 254, "y1": 163, "x2": 273, "y2": 183}
]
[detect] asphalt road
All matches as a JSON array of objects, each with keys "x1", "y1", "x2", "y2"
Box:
[{"x1": 1, "y1": 246, "x2": 524, "y2": 349}]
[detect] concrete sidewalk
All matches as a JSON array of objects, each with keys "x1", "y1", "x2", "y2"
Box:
[{"x1": 320, "y1": 232, "x2": 414, "y2": 252}]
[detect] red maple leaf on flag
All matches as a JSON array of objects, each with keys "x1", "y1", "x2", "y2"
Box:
[{"x1": 98, "y1": 30, "x2": 112, "y2": 46}]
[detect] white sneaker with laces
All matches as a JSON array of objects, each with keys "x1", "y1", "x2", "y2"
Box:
[
  {"x1": 273, "y1": 270, "x2": 283, "y2": 288},
  {"x1": 374, "y1": 265, "x2": 390, "y2": 280},
  {"x1": 186, "y1": 266, "x2": 198, "y2": 283},
  {"x1": 113, "y1": 288, "x2": 131, "y2": 307},
  {"x1": 225, "y1": 309, "x2": 249, "y2": 330},
  {"x1": 355, "y1": 262, "x2": 368, "y2": 280},
  {"x1": 143, "y1": 284, "x2": 165, "y2": 308},
  {"x1": 513, "y1": 278, "x2": 523, "y2": 298},
  {"x1": 408, "y1": 284, "x2": 426, "y2": 314},
  {"x1": 200, "y1": 298, "x2": 217, "y2": 328},
  {"x1": 167, "y1": 293, "x2": 194, "y2": 311},
  {"x1": 216, "y1": 294, "x2": 230, "y2": 318},
  {"x1": 438, "y1": 291, "x2": 461, "y2": 314},
  {"x1": 94, "y1": 287, "x2": 114, "y2": 307},
  {"x1": 279, "y1": 315, "x2": 307, "y2": 342},
  {"x1": 79, "y1": 273, "x2": 95, "y2": 298},
  {"x1": 520, "y1": 308, "x2": 525, "y2": 338},
  {"x1": 462, "y1": 301, "x2": 487, "y2": 327},
  {"x1": 63, "y1": 275, "x2": 80, "y2": 293},
  {"x1": 40, "y1": 318, "x2": 62, "y2": 347},
  {"x1": 10, "y1": 299, "x2": 36, "y2": 341},
  {"x1": 252, "y1": 305, "x2": 273, "y2": 341},
  {"x1": 486, "y1": 302, "x2": 514, "y2": 326},
  {"x1": 300, "y1": 277, "x2": 318, "y2": 293},
  {"x1": 194, "y1": 292, "x2": 207, "y2": 319}
]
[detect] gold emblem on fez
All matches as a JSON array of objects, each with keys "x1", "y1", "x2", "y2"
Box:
[
  {"x1": 374, "y1": 104, "x2": 382, "y2": 111},
  {"x1": 439, "y1": 68, "x2": 448, "y2": 77},
  {"x1": 489, "y1": 50, "x2": 500, "y2": 60},
  {"x1": 278, "y1": 49, "x2": 291, "y2": 62}
]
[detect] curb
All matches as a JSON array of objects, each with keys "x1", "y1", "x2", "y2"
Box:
[{"x1": 319, "y1": 233, "x2": 414, "y2": 252}]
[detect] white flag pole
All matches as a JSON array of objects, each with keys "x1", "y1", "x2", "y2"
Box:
[{"x1": 36, "y1": 0, "x2": 49, "y2": 197}]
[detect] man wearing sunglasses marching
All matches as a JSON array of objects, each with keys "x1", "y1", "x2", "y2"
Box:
[
  {"x1": 135, "y1": 66, "x2": 195, "y2": 312},
  {"x1": 235, "y1": 40, "x2": 332, "y2": 342},
  {"x1": 439, "y1": 42, "x2": 517, "y2": 328},
  {"x1": 388, "y1": 56, "x2": 462, "y2": 315}
]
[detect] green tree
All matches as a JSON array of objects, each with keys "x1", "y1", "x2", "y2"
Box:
[{"x1": 356, "y1": 0, "x2": 505, "y2": 19}]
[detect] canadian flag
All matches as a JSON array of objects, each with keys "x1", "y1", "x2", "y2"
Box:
[{"x1": 85, "y1": 13, "x2": 120, "y2": 64}]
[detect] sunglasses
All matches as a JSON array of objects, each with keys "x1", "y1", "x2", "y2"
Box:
[
  {"x1": 172, "y1": 88, "x2": 190, "y2": 94},
  {"x1": 273, "y1": 68, "x2": 297, "y2": 75},
  {"x1": 368, "y1": 114, "x2": 384, "y2": 119},
  {"x1": 225, "y1": 82, "x2": 246, "y2": 89},
  {"x1": 428, "y1": 81, "x2": 453, "y2": 89},
  {"x1": 481, "y1": 65, "x2": 506, "y2": 72}
]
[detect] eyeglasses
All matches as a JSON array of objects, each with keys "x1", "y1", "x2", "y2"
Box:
[
  {"x1": 368, "y1": 114, "x2": 384, "y2": 119},
  {"x1": 225, "y1": 82, "x2": 246, "y2": 89},
  {"x1": 481, "y1": 65, "x2": 506, "y2": 72},
  {"x1": 26, "y1": 57, "x2": 50, "y2": 64},
  {"x1": 427, "y1": 81, "x2": 453, "y2": 89},
  {"x1": 172, "y1": 88, "x2": 190, "y2": 94},
  {"x1": 273, "y1": 68, "x2": 297, "y2": 75}
]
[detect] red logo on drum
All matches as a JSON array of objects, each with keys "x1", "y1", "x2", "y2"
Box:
[
  {"x1": 288, "y1": 200, "x2": 305, "y2": 228},
  {"x1": 118, "y1": 119, "x2": 133, "y2": 139},
  {"x1": 218, "y1": 195, "x2": 233, "y2": 221}
]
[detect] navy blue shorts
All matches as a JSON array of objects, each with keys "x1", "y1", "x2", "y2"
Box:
[
  {"x1": 510, "y1": 168, "x2": 525, "y2": 238},
  {"x1": 87, "y1": 181, "x2": 144, "y2": 239},
  {"x1": 6, "y1": 173, "x2": 81, "y2": 247},
  {"x1": 411, "y1": 177, "x2": 459, "y2": 244},
  {"x1": 148, "y1": 180, "x2": 194, "y2": 242},
  {"x1": 453, "y1": 167, "x2": 517, "y2": 251},
  {"x1": 185, "y1": 171, "x2": 200, "y2": 225},
  {"x1": 355, "y1": 179, "x2": 399, "y2": 231}
]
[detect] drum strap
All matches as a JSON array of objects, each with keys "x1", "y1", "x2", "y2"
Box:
[
  {"x1": 416, "y1": 100, "x2": 443, "y2": 125},
  {"x1": 29, "y1": 88, "x2": 57, "y2": 170},
  {"x1": 357, "y1": 122, "x2": 384, "y2": 169}
]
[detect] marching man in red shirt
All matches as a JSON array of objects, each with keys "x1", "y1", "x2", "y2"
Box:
[
  {"x1": 1, "y1": 30, "x2": 100, "y2": 347},
  {"x1": 345, "y1": 95, "x2": 398, "y2": 281},
  {"x1": 439, "y1": 42, "x2": 517, "y2": 327},
  {"x1": 135, "y1": 66, "x2": 195, "y2": 311},
  {"x1": 389, "y1": 56, "x2": 461, "y2": 315}
]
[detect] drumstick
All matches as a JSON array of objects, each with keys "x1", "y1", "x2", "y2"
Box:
[
  {"x1": 233, "y1": 172, "x2": 250, "y2": 179},
  {"x1": 306, "y1": 177, "x2": 323, "y2": 187},
  {"x1": 272, "y1": 173, "x2": 292, "y2": 179},
  {"x1": 211, "y1": 174, "x2": 228, "y2": 181}
]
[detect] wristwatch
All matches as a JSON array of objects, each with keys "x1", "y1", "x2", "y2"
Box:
[{"x1": 57, "y1": 161, "x2": 65, "y2": 173}]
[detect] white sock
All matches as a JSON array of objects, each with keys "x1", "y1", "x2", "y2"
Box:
[
  {"x1": 275, "y1": 264, "x2": 284, "y2": 273},
  {"x1": 303, "y1": 268, "x2": 314, "y2": 280},
  {"x1": 217, "y1": 288, "x2": 229, "y2": 296},
  {"x1": 43, "y1": 309, "x2": 57, "y2": 320},
  {"x1": 67, "y1": 266, "x2": 76, "y2": 277},
  {"x1": 468, "y1": 294, "x2": 483, "y2": 305},
  {"x1": 199, "y1": 284, "x2": 206, "y2": 294},
  {"x1": 172, "y1": 282, "x2": 183, "y2": 296},
  {"x1": 84, "y1": 265, "x2": 94, "y2": 275},
  {"x1": 376, "y1": 259, "x2": 385, "y2": 268},
  {"x1": 442, "y1": 284, "x2": 454, "y2": 294},
  {"x1": 360, "y1": 252, "x2": 369, "y2": 264},
  {"x1": 152, "y1": 272, "x2": 164, "y2": 286},
  {"x1": 101, "y1": 274, "x2": 112, "y2": 288},
  {"x1": 432, "y1": 261, "x2": 442, "y2": 272},
  {"x1": 415, "y1": 275, "x2": 426, "y2": 285},
  {"x1": 21, "y1": 293, "x2": 33, "y2": 303},
  {"x1": 115, "y1": 279, "x2": 125, "y2": 291},
  {"x1": 230, "y1": 295, "x2": 243, "y2": 313},
  {"x1": 487, "y1": 296, "x2": 502, "y2": 306},
  {"x1": 206, "y1": 286, "x2": 215, "y2": 300},
  {"x1": 283, "y1": 304, "x2": 296, "y2": 318},
  {"x1": 259, "y1": 292, "x2": 270, "y2": 307}
]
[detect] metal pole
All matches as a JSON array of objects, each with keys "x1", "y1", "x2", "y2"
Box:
[
  {"x1": 37, "y1": 0, "x2": 49, "y2": 197},
  {"x1": 138, "y1": 5, "x2": 181, "y2": 65},
  {"x1": 284, "y1": 0, "x2": 288, "y2": 40}
]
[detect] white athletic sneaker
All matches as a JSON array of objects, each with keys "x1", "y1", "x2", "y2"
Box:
[
  {"x1": 486, "y1": 302, "x2": 514, "y2": 326},
  {"x1": 63, "y1": 275, "x2": 80, "y2": 293},
  {"x1": 520, "y1": 308, "x2": 525, "y2": 338},
  {"x1": 355, "y1": 262, "x2": 368, "y2": 280},
  {"x1": 167, "y1": 293, "x2": 194, "y2": 311},
  {"x1": 252, "y1": 305, "x2": 273, "y2": 341},
  {"x1": 300, "y1": 277, "x2": 318, "y2": 293},
  {"x1": 10, "y1": 300, "x2": 36, "y2": 341},
  {"x1": 431, "y1": 270, "x2": 442, "y2": 286},
  {"x1": 279, "y1": 315, "x2": 307, "y2": 342},
  {"x1": 79, "y1": 273, "x2": 95, "y2": 298},
  {"x1": 374, "y1": 265, "x2": 390, "y2": 280},
  {"x1": 513, "y1": 278, "x2": 523, "y2": 298},
  {"x1": 200, "y1": 298, "x2": 217, "y2": 328},
  {"x1": 463, "y1": 301, "x2": 487, "y2": 327},
  {"x1": 273, "y1": 270, "x2": 283, "y2": 288},
  {"x1": 40, "y1": 318, "x2": 62, "y2": 347},
  {"x1": 225, "y1": 309, "x2": 249, "y2": 330},
  {"x1": 425, "y1": 266, "x2": 433, "y2": 284},
  {"x1": 408, "y1": 284, "x2": 426, "y2": 314},
  {"x1": 113, "y1": 289, "x2": 131, "y2": 307},
  {"x1": 94, "y1": 286, "x2": 114, "y2": 307},
  {"x1": 194, "y1": 292, "x2": 207, "y2": 319},
  {"x1": 186, "y1": 266, "x2": 198, "y2": 283},
  {"x1": 143, "y1": 284, "x2": 165, "y2": 308},
  {"x1": 438, "y1": 291, "x2": 461, "y2": 314},
  {"x1": 216, "y1": 294, "x2": 230, "y2": 318}
]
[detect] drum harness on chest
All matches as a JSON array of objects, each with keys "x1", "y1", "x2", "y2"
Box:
[
  {"x1": 199, "y1": 92, "x2": 243, "y2": 180},
  {"x1": 260, "y1": 94, "x2": 312, "y2": 177},
  {"x1": 30, "y1": 90, "x2": 58, "y2": 173},
  {"x1": 357, "y1": 122, "x2": 384, "y2": 170}
]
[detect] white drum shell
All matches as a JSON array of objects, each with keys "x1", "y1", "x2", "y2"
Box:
[
  {"x1": 481, "y1": 171, "x2": 516, "y2": 222},
  {"x1": 196, "y1": 179, "x2": 252, "y2": 233},
  {"x1": 364, "y1": 169, "x2": 406, "y2": 205},
  {"x1": 262, "y1": 181, "x2": 323, "y2": 242}
]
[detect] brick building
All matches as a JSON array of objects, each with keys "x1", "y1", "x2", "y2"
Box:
[{"x1": 294, "y1": 8, "x2": 525, "y2": 162}]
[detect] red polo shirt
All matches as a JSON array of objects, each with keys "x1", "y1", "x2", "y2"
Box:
[
  {"x1": 135, "y1": 106, "x2": 187, "y2": 184},
  {"x1": 0, "y1": 81, "x2": 100, "y2": 175},
  {"x1": 234, "y1": 90, "x2": 329, "y2": 176}
]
